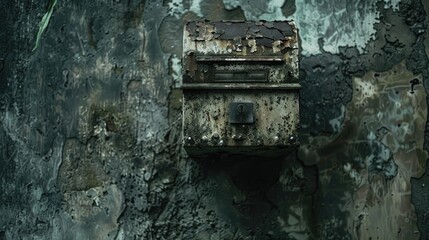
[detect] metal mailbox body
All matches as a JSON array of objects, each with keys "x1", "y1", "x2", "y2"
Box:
[{"x1": 182, "y1": 21, "x2": 300, "y2": 158}]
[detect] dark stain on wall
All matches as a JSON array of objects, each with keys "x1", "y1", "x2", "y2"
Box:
[{"x1": 300, "y1": 53, "x2": 352, "y2": 136}]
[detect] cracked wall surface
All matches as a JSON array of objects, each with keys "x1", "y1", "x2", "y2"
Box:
[{"x1": 1, "y1": 0, "x2": 429, "y2": 239}]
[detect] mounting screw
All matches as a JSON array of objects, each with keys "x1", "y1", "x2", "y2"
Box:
[
  {"x1": 186, "y1": 136, "x2": 194, "y2": 144},
  {"x1": 212, "y1": 133, "x2": 219, "y2": 139},
  {"x1": 233, "y1": 135, "x2": 245, "y2": 141}
]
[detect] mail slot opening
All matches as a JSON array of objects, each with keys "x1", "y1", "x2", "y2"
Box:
[{"x1": 214, "y1": 71, "x2": 267, "y2": 82}]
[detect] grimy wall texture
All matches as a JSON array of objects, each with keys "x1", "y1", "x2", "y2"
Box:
[{"x1": 1, "y1": 0, "x2": 429, "y2": 239}]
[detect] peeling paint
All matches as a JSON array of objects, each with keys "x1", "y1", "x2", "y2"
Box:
[
  {"x1": 384, "y1": 0, "x2": 401, "y2": 10},
  {"x1": 222, "y1": 0, "x2": 286, "y2": 20},
  {"x1": 1, "y1": 0, "x2": 429, "y2": 239},
  {"x1": 293, "y1": 0, "x2": 380, "y2": 56}
]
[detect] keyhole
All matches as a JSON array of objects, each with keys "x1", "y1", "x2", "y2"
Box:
[
  {"x1": 229, "y1": 102, "x2": 253, "y2": 124},
  {"x1": 237, "y1": 104, "x2": 246, "y2": 113}
]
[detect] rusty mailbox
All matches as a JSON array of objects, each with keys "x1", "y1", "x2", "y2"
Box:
[{"x1": 181, "y1": 21, "x2": 300, "y2": 158}]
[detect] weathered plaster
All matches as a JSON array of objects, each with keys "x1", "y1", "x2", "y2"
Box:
[{"x1": 1, "y1": 0, "x2": 429, "y2": 239}]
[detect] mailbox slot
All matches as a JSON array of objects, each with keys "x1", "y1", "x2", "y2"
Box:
[
  {"x1": 214, "y1": 70, "x2": 267, "y2": 82},
  {"x1": 196, "y1": 56, "x2": 284, "y2": 62}
]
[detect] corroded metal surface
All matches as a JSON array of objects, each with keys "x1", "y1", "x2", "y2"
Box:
[
  {"x1": 183, "y1": 90, "x2": 299, "y2": 157},
  {"x1": 182, "y1": 21, "x2": 299, "y2": 157},
  {"x1": 183, "y1": 20, "x2": 299, "y2": 84}
]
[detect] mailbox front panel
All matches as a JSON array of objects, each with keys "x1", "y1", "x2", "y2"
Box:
[{"x1": 183, "y1": 90, "x2": 299, "y2": 157}]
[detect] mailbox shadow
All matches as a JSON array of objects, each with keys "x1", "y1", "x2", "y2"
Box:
[
  {"x1": 207, "y1": 156, "x2": 283, "y2": 192},
  {"x1": 195, "y1": 150, "x2": 320, "y2": 232},
  {"x1": 198, "y1": 154, "x2": 287, "y2": 221}
]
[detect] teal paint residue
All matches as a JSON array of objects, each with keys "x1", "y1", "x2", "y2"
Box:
[
  {"x1": 167, "y1": 0, "x2": 203, "y2": 19},
  {"x1": 293, "y1": 0, "x2": 380, "y2": 56},
  {"x1": 384, "y1": 0, "x2": 401, "y2": 10},
  {"x1": 293, "y1": 0, "x2": 401, "y2": 56},
  {"x1": 220, "y1": 0, "x2": 401, "y2": 55},
  {"x1": 222, "y1": 0, "x2": 287, "y2": 20}
]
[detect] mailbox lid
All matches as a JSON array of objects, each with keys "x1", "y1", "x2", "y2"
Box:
[{"x1": 182, "y1": 21, "x2": 299, "y2": 84}]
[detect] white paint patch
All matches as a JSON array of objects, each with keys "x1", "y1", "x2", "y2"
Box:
[
  {"x1": 354, "y1": 77, "x2": 378, "y2": 105},
  {"x1": 384, "y1": 0, "x2": 401, "y2": 11},
  {"x1": 223, "y1": 0, "x2": 240, "y2": 10},
  {"x1": 329, "y1": 104, "x2": 346, "y2": 133},
  {"x1": 95, "y1": 55, "x2": 113, "y2": 81},
  {"x1": 167, "y1": 0, "x2": 204, "y2": 18},
  {"x1": 259, "y1": 0, "x2": 287, "y2": 21},
  {"x1": 222, "y1": 0, "x2": 286, "y2": 20},
  {"x1": 170, "y1": 55, "x2": 182, "y2": 88},
  {"x1": 167, "y1": 0, "x2": 185, "y2": 19},
  {"x1": 349, "y1": 168, "x2": 363, "y2": 186},
  {"x1": 190, "y1": 0, "x2": 204, "y2": 17},
  {"x1": 292, "y1": 0, "x2": 380, "y2": 56},
  {"x1": 343, "y1": 162, "x2": 352, "y2": 172}
]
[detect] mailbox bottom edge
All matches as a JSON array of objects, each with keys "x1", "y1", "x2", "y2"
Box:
[{"x1": 184, "y1": 145, "x2": 298, "y2": 160}]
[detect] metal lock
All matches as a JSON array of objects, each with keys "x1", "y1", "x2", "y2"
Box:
[{"x1": 229, "y1": 102, "x2": 254, "y2": 124}]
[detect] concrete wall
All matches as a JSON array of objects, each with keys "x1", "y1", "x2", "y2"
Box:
[{"x1": 0, "y1": 0, "x2": 428, "y2": 239}]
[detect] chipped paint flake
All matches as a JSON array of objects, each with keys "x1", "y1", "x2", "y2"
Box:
[
  {"x1": 167, "y1": 0, "x2": 185, "y2": 19},
  {"x1": 189, "y1": 0, "x2": 204, "y2": 17},
  {"x1": 222, "y1": 0, "x2": 286, "y2": 20},
  {"x1": 354, "y1": 77, "x2": 378, "y2": 106},
  {"x1": 384, "y1": 0, "x2": 401, "y2": 11},
  {"x1": 170, "y1": 55, "x2": 182, "y2": 87},
  {"x1": 168, "y1": 0, "x2": 204, "y2": 18}
]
